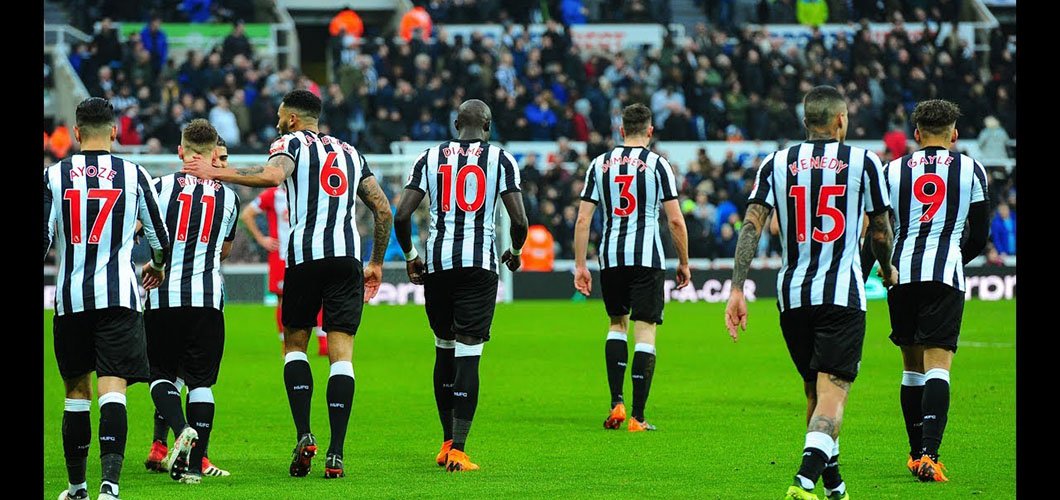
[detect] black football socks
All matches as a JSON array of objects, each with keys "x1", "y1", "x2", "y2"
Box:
[
  {"x1": 326, "y1": 361, "x2": 355, "y2": 457},
  {"x1": 901, "y1": 371, "x2": 926, "y2": 459},
  {"x1": 630, "y1": 343, "x2": 656, "y2": 421},
  {"x1": 186, "y1": 388, "x2": 216, "y2": 474},
  {"x1": 150, "y1": 380, "x2": 189, "y2": 436},
  {"x1": 284, "y1": 351, "x2": 314, "y2": 439},
  {"x1": 62, "y1": 398, "x2": 91, "y2": 495},
  {"x1": 452, "y1": 342, "x2": 483, "y2": 452},
  {"x1": 921, "y1": 368, "x2": 951, "y2": 460},
  {"x1": 98, "y1": 392, "x2": 128, "y2": 497},
  {"x1": 795, "y1": 430, "x2": 833, "y2": 491},
  {"x1": 821, "y1": 439, "x2": 846, "y2": 497},
  {"x1": 605, "y1": 332, "x2": 627, "y2": 407},
  {"x1": 434, "y1": 338, "x2": 456, "y2": 442}
]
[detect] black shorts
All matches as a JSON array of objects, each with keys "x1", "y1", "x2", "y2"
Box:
[
  {"x1": 779, "y1": 305, "x2": 866, "y2": 383},
  {"x1": 887, "y1": 281, "x2": 965, "y2": 353},
  {"x1": 423, "y1": 268, "x2": 499, "y2": 341},
  {"x1": 600, "y1": 266, "x2": 665, "y2": 325},
  {"x1": 283, "y1": 257, "x2": 364, "y2": 335},
  {"x1": 144, "y1": 306, "x2": 225, "y2": 388},
  {"x1": 53, "y1": 307, "x2": 150, "y2": 383}
]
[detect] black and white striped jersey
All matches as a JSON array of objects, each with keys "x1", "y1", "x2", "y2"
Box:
[
  {"x1": 43, "y1": 152, "x2": 170, "y2": 316},
  {"x1": 887, "y1": 147, "x2": 989, "y2": 291},
  {"x1": 579, "y1": 146, "x2": 679, "y2": 270},
  {"x1": 748, "y1": 140, "x2": 890, "y2": 312},
  {"x1": 404, "y1": 140, "x2": 521, "y2": 274},
  {"x1": 147, "y1": 173, "x2": 240, "y2": 310},
  {"x1": 269, "y1": 131, "x2": 372, "y2": 267}
]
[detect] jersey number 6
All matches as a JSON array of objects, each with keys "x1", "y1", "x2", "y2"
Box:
[{"x1": 439, "y1": 163, "x2": 486, "y2": 212}]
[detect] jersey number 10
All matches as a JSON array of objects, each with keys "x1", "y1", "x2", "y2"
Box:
[{"x1": 439, "y1": 164, "x2": 486, "y2": 212}]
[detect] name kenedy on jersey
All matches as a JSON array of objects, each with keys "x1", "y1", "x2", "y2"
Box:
[{"x1": 788, "y1": 155, "x2": 849, "y2": 175}]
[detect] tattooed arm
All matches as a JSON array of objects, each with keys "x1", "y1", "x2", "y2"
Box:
[
  {"x1": 732, "y1": 203, "x2": 772, "y2": 292},
  {"x1": 725, "y1": 202, "x2": 773, "y2": 342},
  {"x1": 182, "y1": 153, "x2": 293, "y2": 187},
  {"x1": 358, "y1": 176, "x2": 394, "y2": 266},
  {"x1": 867, "y1": 210, "x2": 897, "y2": 286}
]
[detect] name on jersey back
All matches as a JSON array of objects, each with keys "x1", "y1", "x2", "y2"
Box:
[{"x1": 788, "y1": 156, "x2": 849, "y2": 175}]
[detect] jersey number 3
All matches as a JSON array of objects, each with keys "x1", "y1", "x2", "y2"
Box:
[
  {"x1": 439, "y1": 164, "x2": 486, "y2": 212},
  {"x1": 613, "y1": 174, "x2": 637, "y2": 217},
  {"x1": 63, "y1": 188, "x2": 122, "y2": 244},
  {"x1": 789, "y1": 185, "x2": 846, "y2": 243}
]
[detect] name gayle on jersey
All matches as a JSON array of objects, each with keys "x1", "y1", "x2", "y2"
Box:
[
  {"x1": 788, "y1": 156, "x2": 849, "y2": 175},
  {"x1": 177, "y1": 176, "x2": 223, "y2": 190},
  {"x1": 68, "y1": 163, "x2": 117, "y2": 181}
]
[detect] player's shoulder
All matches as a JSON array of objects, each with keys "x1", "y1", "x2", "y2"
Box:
[
  {"x1": 843, "y1": 143, "x2": 882, "y2": 161},
  {"x1": 269, "y1": 132, "x2": 303, "y2": 156}
]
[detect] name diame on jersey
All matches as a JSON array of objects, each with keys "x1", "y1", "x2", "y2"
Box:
[{"x1": 788, "y1": 155, "x2": 849, "y2": 175}]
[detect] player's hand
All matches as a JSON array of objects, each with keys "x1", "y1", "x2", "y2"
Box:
[
  {"x1": 501, "y1": 249, "x2": 521, "y2": 272},
  {"x1": 406, "y1": 256, "x2": 426, "y2": 285},
  {"x1": 675, "y1": 263, "x2": 691, "y2": 290},
  {"x1": 363, "y1": 261, "x2": 382, "y2": 303},
  {"x1": 878, "y1": 266, "x2": 899, "y2": 288},
  {"x1": 724, "y1": 289, "x2": 748, "y2": 343},
  {"x1": 181, "y1": 154, "x2": 215, "y2": 179},
  {"x1": 574, "y1": 265, "x2": 592, "y2": 296},
  {"x1": 258, "y1": 236, "x2": 280, "y2": 252},
  {"x1": 141, "y1": 262, "x2": 165, "y2": 290}
]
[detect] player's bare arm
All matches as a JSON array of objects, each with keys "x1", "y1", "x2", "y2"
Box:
[
  {"x1": 500, "y1": 192, "x2": 528, "y2": 272},
  {"x1": 221, "y1": 241, "x2": 234, "y2": 261},
  {"x1": 182, "y1": 153, "x2": 293, "y2": 187},
  {"x1": 573, "y1": 200, "x2": 597, "y2": 295},
  {"x1": 395, "y1": 187, "x2": 427, "y2": 284},
  {"x1": 662, "y1": 199, "x2": 691, "y2": 290},
  {"x1": 239, "y1": 203, "x2": 279, "y2": 252},
  {"x1": 868, "y1": 210, "x2": 897, "y2": 286},
  {"x1": 725, "y1": 202, "x2": 772, "y2": 342},
  {"x1": 357, "y1": 175, "x2": 393, "y2": 301},
  {"x1": 43, "y1": 175, "x2": 54, "y2": 260}
]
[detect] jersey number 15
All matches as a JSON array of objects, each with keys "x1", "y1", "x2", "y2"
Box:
[{"x1": 789, "y1": 185, "x2": 846, "y2": 243}]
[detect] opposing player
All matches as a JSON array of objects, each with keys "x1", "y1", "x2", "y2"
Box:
[
  {"x1": 393, "y1": 99, "x2": 528, "y2": 471},
  {"x1": 182, "y1": 89, "x2": 392, "y2": 479},
  {"x1": 45, "y1": 97, "x2": 171, "y2": 500},
  {"x1": 142, "y1": 120, "x2": 240, "y2": 484},
  {"x1": 572, "y1": 103, "x2": 691, "y2": 432},
  {"x1": 724, "y1": 86, "x2": 896, "y2": 500},
  {"x1": 144, "y1": 136, "x2": 232, "y2": 478},
  {"x1": 878, "y1": 100, "x2": 990, "y2": 482},
  {"x1": 240, "y1": 181, "x2": 328, "y2": 355}
]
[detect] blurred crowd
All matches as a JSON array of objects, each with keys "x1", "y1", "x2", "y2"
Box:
[{"x1": 44, "y1": 0, "x2": 1016, "y2": 264}]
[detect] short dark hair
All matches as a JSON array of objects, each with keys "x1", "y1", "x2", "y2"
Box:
[
  {"x1": 912, "y1": 99, "x2": 961, "y2": 136},
  {"x1": 621, "y1": 103, "x2": 652, "y2": 136},
  {"x1": 281, "y1": 89, "x2": 322, "y2": 119},
  {"x1": 75, "y1": 97, "x2": 114, "y2": 134},
  {"x1": 215, "y1": 136, "x2": 227, "y2": 148},
  {"x1": 802, "y1": 85, "x2": 846, "y2": 130},
  {"x1": 181, "y1": 118, "x2": 219, "y2": 155}
]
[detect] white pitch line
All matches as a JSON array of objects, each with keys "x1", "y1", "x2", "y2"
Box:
[{"x1": 958, "y1": 341, "x2": 1015, "y2": 348}]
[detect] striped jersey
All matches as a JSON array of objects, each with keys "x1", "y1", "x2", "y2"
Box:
[
  {"x1": 249, "y1": 185, "x2": 290, "y2": 262},
  {"x1": 887, "y1": 147, "x2": 989, "y2": 291},
  {"x1": 269, "y1": 130, "x2": 372, "y2": 267},
  {"x1": 404, "y1": 140, "x2": 521, "y2": 273},
  {"x1": 43, "y1": 152, "x2": 170, "y2": 316},
  {"x1": 748, "y1": 140, "x2": 890, "y2": 312},
  {"x1": 147, "y1": 173, "x2": 240, "y2": 310},
  {"x1": 579, "y1": 146, "x2": 680, "y2": 270}
]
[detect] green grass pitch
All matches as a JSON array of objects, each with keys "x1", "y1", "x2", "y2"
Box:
[{"x1": 43, "y1": 300, "x2": 1015, "y2": 499}]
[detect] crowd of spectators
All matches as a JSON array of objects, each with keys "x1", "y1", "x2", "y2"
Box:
[{"x1": 45, "y1": 1, "x2": 1016, "y2": 264}]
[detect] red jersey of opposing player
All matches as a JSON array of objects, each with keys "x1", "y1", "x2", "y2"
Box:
[{"x1": 249, "y1": 185, "x2": 291, "y2": 294}]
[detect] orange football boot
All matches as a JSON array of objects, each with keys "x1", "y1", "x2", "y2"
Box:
[
  {"x1": 603, "y1": 403, "x2": 627, "y2": 430},
  {"x1": 436, "y1": 439, "x2": 453, "y2": 466},
  {"x1": 906, "y1": 456, "x2": 921, "y2": 476},
  {"x1": 628, "y1": 417, "x2": 656, "y2": 432},
  {"x1": 144, "y1": 440, "x2": 168, "y2": 472},
  {"x1": 917, "y1": 455, "x2": 949, "y2": 482},
  {"x1": 445, "y1": 449, "x2": 480, "y2": 472}
]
